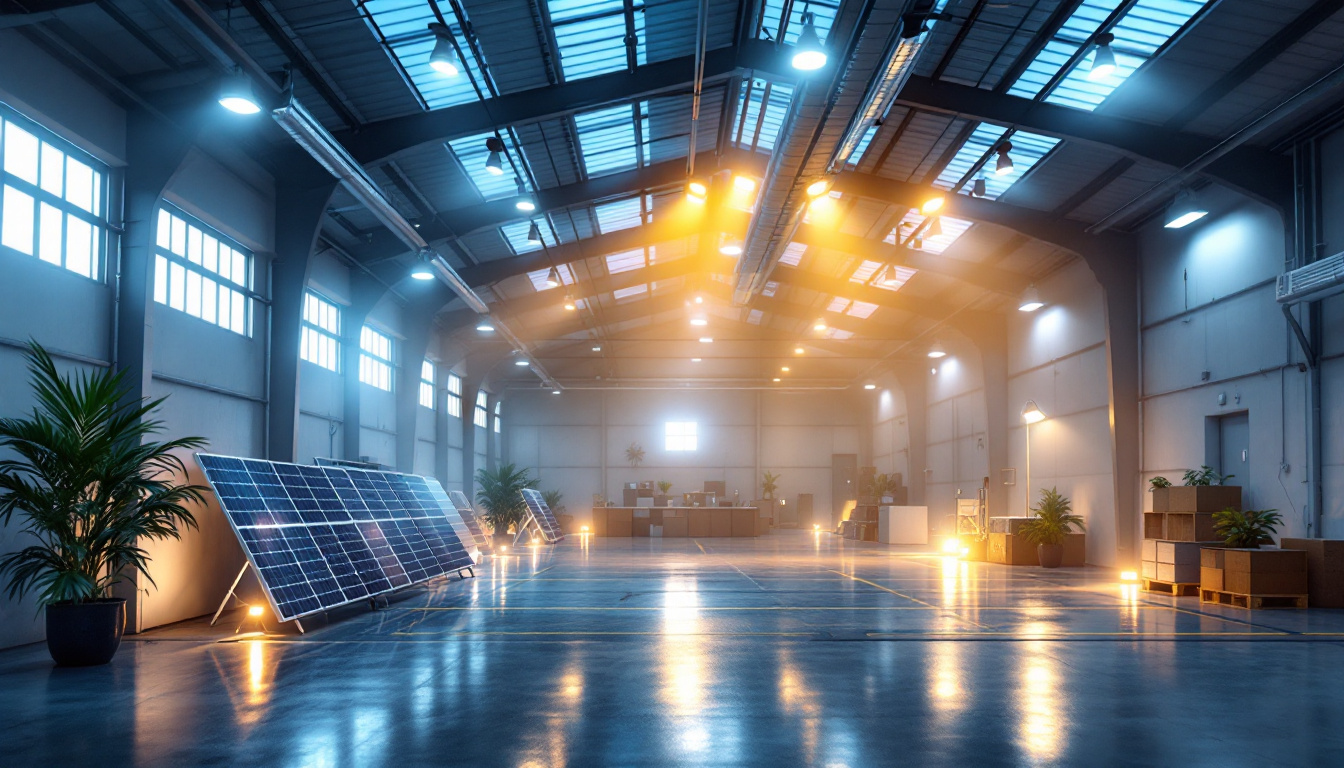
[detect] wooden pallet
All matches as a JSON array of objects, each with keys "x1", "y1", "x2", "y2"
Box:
[
  {"x1": 1199, "y1": 589, "x2": 1308, "y2": 609},
  {"x1": 1143, "y1": 579, "x2": 1200, "y2": 597}
]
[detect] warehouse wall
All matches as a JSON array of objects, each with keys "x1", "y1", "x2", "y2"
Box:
[
  {"x1": 505, "y1": 389, "x2": 862, "y2": 527},
  {"x1": 924, "y1": 335, "x2": 989, "y2": 529},
  {"x1": 1316, "y1": 128, "x2": 1344, "y2": 538},
  {"x1": 870, "y1": 376, "x2": 911, "y2": 486}
]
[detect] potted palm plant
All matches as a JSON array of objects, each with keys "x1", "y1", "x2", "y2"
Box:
[
  {"x1": 475, "y1": 463, "x2": 534, "y2": 546},
  {"x1": 1212, "y1": 507, "x2": 1281, "y2": 549},
  {"x1": 761, "y1": 471, "x2": 780, "y2": 502},
  {"x1": 0, "y1": 343, "x2": 206, "y2": 666},
  {"x1": 1020, "y1": 487, "x2": 1085, "y2": 568}
]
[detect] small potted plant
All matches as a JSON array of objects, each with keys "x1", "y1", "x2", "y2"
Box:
[
  {"x1": 1212, "y1": 507, "x2": 1281, "y2": 549},
  {"x1": 655, "y1": 480, "x2": 672, "y2": 507},
  {"x1": 1149, "y1": 475, "x2": 1172, "y2": 512},
  {"x1": 475, "y1": 463, "x2": 535, "y2": 547},
  {"x1": 0, "y1": 343, "x2": 207, "y2": 666},
  {"x1": 1166, "y1": 465, "x2": 1240, "y2": 513},
  {"x1": 1020, "y1": 487, "x2": 1085, "y2": 568}
]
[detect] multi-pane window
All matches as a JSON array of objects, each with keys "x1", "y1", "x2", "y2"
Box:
[
  {"x1": 0, "y1": 106, "x2": 107, "y2": 280},
  {"x1": 493, "y1": 401, "x2": 502, "y2": 434},
  {"x1": 153, "y1": 207, "x2": 252, "y2": 335},
  {"x1": 359, "y1": 326, "x2": 393, "y2": 391},
  {"x1": 666, "y1": 421, "x2": 697, "y2": 451},
  {"x1": 446, "y1": 373, "x2": 463, "y2": 418},
  {"x1": 301, "y1": 291, "x2": 341, "y2": 371},
  {"x1": 473, "y1": 390, "x2": 488, "y2": 429},
  {"x1": 419, "y1": 360, "x2": 435, "y2": 409}
]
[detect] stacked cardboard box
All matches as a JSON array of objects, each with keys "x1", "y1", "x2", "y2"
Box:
[
  {"x1": 986, "y1": 517, "x2": 1085, "y2": 566},
  {"x1": 1281, "y1": 538, "x2": 1344, "y2": 608},
  {"x1": 1145, "y1": 486, "x2": 1240, "y2": 541},
  {"x1": 1141, "y1": 539, "x2": 1219, "y2": 585},
  {"x1": 1201, "y1": 547, "x2": 1308, "y2": 606}
]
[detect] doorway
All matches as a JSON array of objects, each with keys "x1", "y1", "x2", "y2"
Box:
[{"x1": 1216, "y1": 412, "x2": 1250, "y2": 487}]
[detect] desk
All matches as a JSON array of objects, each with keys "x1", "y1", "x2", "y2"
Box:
[{"x1": 592, "y1": 507, "x2": 759, "y2": 537}]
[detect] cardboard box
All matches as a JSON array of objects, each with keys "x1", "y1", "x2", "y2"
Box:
[
  {"x1": 988, "y1": 533, "x2": 1085, "y2": 566},
  {"x1": 1143, "y1": 513, "x2": 1166, "y2": 539},
  {"x1": 710, "y1": 511, "x2": 732, "y2": 537},
  {"x1": 1201, "y1": 566, "x2": 1224, "y2": 591},
  {"x1": 1225, "y1": 570, "x2": 1308, "y2": 596},
  {"x1": 688, "y1": 509, "x2": 712, "y2": 538},
  {"x1": 1165, "y1": 513, "x2": 1217, "y2": 542},
  {"x1": 1201, "y1": 547, "x2": 1225, "y2": 569},
  {"x1": 1142, "y1": 560, "x2": 1158, "y2": 579},
  {"x1": 989, "y1": 516, "x2": 1033, "y2": 535},
  {"x1": 607, "y1": 508, "x2": 633, "y2": 537},
  {"x1": 731, "y1": 508, "x2": 756, "y2": 537},
  {"x1": 1157, "y1": 562, "x2": 1200, "y2": 584},
  {"x1": 1151, "y1": 487, "x2": 1171, "y2": 513},
  {"x1": 1142, "y1": 539, "x2": 1157, "y2": 562},
  {"x1": 1282, "y1": 538, "x2": 1344, "y2": 608},
  {"x1": 1157, "y1": 540, "x2": 1220, "y2": 565},
  {"x1": 1223, "y1": 548, "x2": 1307, "y2": 574},
  {"x1": 1166, "y1": 485, "x2": 1241, "y2": 514},
  {"x1": 590, "y1": 508, "x2": 608, "y2": 537},
  {"x1": 663, "y1": 516, "x2": 688, "y2": 538}
]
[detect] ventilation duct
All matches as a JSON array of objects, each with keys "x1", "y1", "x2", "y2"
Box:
[
  {"x1": 1276, "y1": 250, "x2": 1344, "y2": 305},
  {"x1": 731, "y1": 0, "x2": 935, "y2": 305}
]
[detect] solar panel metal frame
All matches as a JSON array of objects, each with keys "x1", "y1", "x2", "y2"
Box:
[
  {"x1": 447, "y1": 489, "x2": 492, "y2": 549},
  {"x1": 196, "y1": 453, "x2": 476, "y2": 623},
  {"x1": 520, "y1": 488, "x2": 566, "y2": 543}
]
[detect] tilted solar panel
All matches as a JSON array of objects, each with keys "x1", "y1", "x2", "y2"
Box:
[
  {"x1": 447, "y1": 489, "x2": 491, "y2": 549},
  {"x1": 197, "y1": 454, "x2": 475, "y2": 622},
  {"x1": 521, "y1": 488, "x2": 565, "y2": 543}
]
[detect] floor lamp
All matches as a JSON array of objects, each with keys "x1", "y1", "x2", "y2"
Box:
[{"x1": 1021, "y1": 400, "x2": 1046, "y2": 513}]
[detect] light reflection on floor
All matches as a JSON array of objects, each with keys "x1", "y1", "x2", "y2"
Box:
[{"x1": 8, "y1": 531, "x2": 1344, "y2": 766}]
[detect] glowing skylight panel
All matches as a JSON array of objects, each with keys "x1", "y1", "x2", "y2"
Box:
[
  {"x1": 889, "y1": 210, "x2": 975, "y2": 255},
  {"x1": 847, "y1": 300, "x2": 878, "y2": 319},
  {"x1": 747, "y1": 309, "x2": 764, "y2": 325},
  {"x1": 735, "y1": 78, "x2": 795, "y2": 153},
  {"x1": 502, "y1": 220, "x2": 549, "y2": 253},
  {"x1": 446, "y1": 132, "x2": 518, "y2": 200},
  {"x1": 850, "y1": 260, "x2": 917, "y2": 292},
  {"x1": 759, "y1": 0, "x2": 840, "y2": 44},
  {"x1": 595, "y1": 196, "x2": 645, "y2": 233},
  {"x1": 605, "y1": 249, "x2": 646, "y2": 275},
  {"x1": 779, "y1": 242, "x2": 806, "y2": 267},
  {"x1": 826, "y1": 297, "x2": 850, "y2": 313},
  {"x1": 762, "y1": 280, "x2": 779, "y2": 297},
  {"x1": 575, "y1": 104, "x2": 644, "y2": 177},
  {"x1": 613, "y1": 283, "x2": 648, "y2": 301},
  {"x1": 933, "y1": 125, "x2": 1059, "y2": 199},
  {"x1": 1008, "y1": 0, "x2": 1209, "y2": 111},
  {"x1": 358, "y1": 1, "x2": 487, "y2": 110},
  {"x1": 547, "y1": 0, "x2": 645, "y2": 81},
  {"x1": 527, "y1": 264, "x2": 575, "y2": 291},
  {"x1": 846, "y1": 125, "x2": 879, "y2": 167},
  {"x1": 827, "y1": 329, "x2": 854, "y2": 340}
]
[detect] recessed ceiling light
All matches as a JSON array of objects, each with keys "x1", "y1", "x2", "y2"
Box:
[
  {"x1": 699, "y1": 337, "x2": 713, "y2": 343},
  {"x1": 592, "y1": 346, "x2": 601, "y2": 352},
  {"x1": 476, "y1": 323, "x2": 495, "y2": 332},
  {"x1": 794, "y1": 347, "x2": 805, "y2": 355},
  {"x1": 864, "y1": 383, "x2": 876, "y2": 390},
  {"x1": 772, "y1": 377, "x2": 782, "y2": 383},
  {"x1": 781, "y1": 366, "x2": 790, "y2": 372},
  {"x1": 813, "y1": 319, "x2": 827, "y2": 332},
  {"x1": 719, "y1": 243, "x2": 744, "y2": 256},
  {"x1": 691, "y1": 358, "x2": 702, "y2": 362},
  {"x1": 690, "y1": 316, "x2": 708, "y2": 326},
  {"x1": 694, "y1": 295, "x2": 704, "y2": 304},
  {"x1": 514, "y1": 359, "x2": 530, "y2": 366}
]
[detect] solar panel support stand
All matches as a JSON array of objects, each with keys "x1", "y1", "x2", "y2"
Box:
[
  {"x1": 512, "y1": 509, "x2": 544, "y2": 547},
  {"x1": 209, "y1": 560, "x2": 253, "y2": 627}
]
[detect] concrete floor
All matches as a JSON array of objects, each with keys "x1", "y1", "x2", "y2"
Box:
[{"x1": 4, "y1": 531, "x2": 1344, "y2": 767}]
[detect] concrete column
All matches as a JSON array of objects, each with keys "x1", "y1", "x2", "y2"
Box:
[
  {"x1": 952, "y1": 316, "x2": 1010, "y2": 519},
  {"x1": 893, "y1": 365, "x2": 928, "y2": 507},
  {"x1": 461, "y1": 380, "x2": 481, "y2": 488},
  {"x1": 393, "y1": 306, "x2": 436, "y2": 473},
  {"x1": 339, "y1": 274, "x2": 386, "y2": 463}
]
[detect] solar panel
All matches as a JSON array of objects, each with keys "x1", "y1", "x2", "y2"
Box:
[
  {"x1": 447, "y1": 490, "x2": 492, "y2": 550},
  {"x1": 197, "y1": 454, "x2": 477, "y2": 623},
  {"x1": 520, "y1": 488, "x2": 566, "y2": 543}
]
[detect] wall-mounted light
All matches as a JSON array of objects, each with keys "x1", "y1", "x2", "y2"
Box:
[
  {"x1": 428, "y1": 23, "x2": 462, "y2": 76},
  {"x1": 1164, "y1": 188, "x2": 1208, "y2": 229},
  {"x1": 218, "y1": 68, "x2": 261, "y2": 114},
  {"x1": 994, "y1": 142, "x2": 1014, "y2": 175},
  {"x1": 791, "y1": 12, "x2": 828, "y2": 71},
  {"x1": 1018, "y1": 284, "x2": 1044, "y2": 312},
  {"x1": 1087, "y1": 32, "x2": 1117, "y2": 81}
]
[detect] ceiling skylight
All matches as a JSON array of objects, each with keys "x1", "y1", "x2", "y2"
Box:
[
  {"x1": 595, "y1": 196, "x2": 647, "y2": 233},
  {"x1": 735, "y1": 78, "x2": 795, "y2": 153},
  {"x1": 1007, "y1": 0, "x2": 1210, "y2": 111},
  {"x1": 446, "y1": 132, "x2": 519, "y2": 200},
  {"x1": 747, "y1": 309, "x2": 764, "y2": 325},
  {"x1": 575, "y1": 103, "x2": 649, "y2": 177},
  {"x1": 758, "y1": 0, "x2": 840, "y2": 45},
  {"x1": 527, "y1": 264, "x2": 576, "y2": 291},
  {"x1": 547, "y1": 0, "x2": 645, "y2": 81},
  {"x1": 889, "y1": 211, "x2": 975, "y2": 255},
  {"x1": 605, "y1": 249, "x2": 647, "y2": 275},
  {"x1": 846, "y1": 125, "x2": 879, "y2": 168},
  {"x1": 613, "y1": 283, "x2": 648, "y2": 301},
  {"x1": 933, "y1": 125, "x2": 1059, "y2": 199},
  {"x1": 779, "y1": 242, "x2": 807, "y2": 267},
  {"x1": 851, "y1": 260, "x2": 917, "y2": 291},
  {"x1": 359, "y1": 1, "x2": 487, "y2": 110}
]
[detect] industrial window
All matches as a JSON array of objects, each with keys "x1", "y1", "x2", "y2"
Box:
[
  {"x1": 665, "y1": 421, "x2": 697, "y2": 452},
  {"x1": 574, "y1": 103, "x2": 649, "y2": 177},
  {"x1": 934, "y1": 125, "x2": 1059, "y2": 200},
  {"x1": 359, "y1": 326, "x2": 394, "y2": 391},
  {"x1": 734, "y1": 78, "x2": 795, "y2": 153},
  {"x1": 0, "y1": 105, "x2": 107, "y2": 280},
  {"x1": 419, "y1": 359, "x2": 435, "y2": 409},
  {"x1": 300, "y1": 290, "x2": 341, "y2": 372},
  {"x1": 473, "y1": 390, "x2": 488, "y2": 429},
  {"x1": 446, "y1": 373, "x2": 463, "y2": 418},
  {"x1": 356, "y1": 1, "x2": 485, "y2": 110},
  {"x1": 152, "y1": 206, "x2": 253, "y2": 335},
  {"x1": 547, "y1": 0, "x2": 645, "y2": 81},
  {"x1": 493, "y1": 401, "x2": 501, "y2": 434}
]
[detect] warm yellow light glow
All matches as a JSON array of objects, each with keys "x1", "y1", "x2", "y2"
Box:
[
  {"x1": 813, "y1": 524, "x2": 820, "y2": 531},
  {"x1": 1120, "y1": 570, "x2": 1138, "y2": 582},
  {"x1": 941, "y1": 538, "x2": 960, "y2": 554},
  {"x1": 794, "y1": 347, "x2": 804, "y2": 354},
  {"x1": 733, "y1": 175, "x2": 757, "y2": 192},
  {"x1": 686, "y1": 180, "x2": 708, "y2": 204},
  {"x1": 863, "y1": 383, "x2": 876, "y2": 390},
  {"x1": 247, "y1": 605, "x2": 264, "y2": 617},
  {"x1": 921, "y1": 195, "x2": 945, "y2": 215},
  {"x1": 803, "y1": 193, "x2": 840, "y2": 227},
  {"x1": 772, "y1": 377, "x2": 782, "y2": 383},
  {"x1": 693, "y1": 295, "x2": 704, "y2": 304},
  {"x1": 805, "y1": 179, "x2": 831, "y2": 198},
  {"x1": 563, "y1": 298, "x2": 576, "y2": 311},
  {"x1": 719, "y1": 243, "x2": 743, "y2": 256},
  {"x1": 1022, "y1": 400, "x2": 1046, "y2": 424},
  {"x1": 813, "y1": 319, "x2": 827, "y2": 331},
  {"x1": 699, "y1": 337, "x2": 713, "y2": 343},
  {"x1": 781, "y1": 366, "x2": 790, "y2": 372},
  {"x1": 581, "y1": 525, "x2": 590, "y2": 532},
  {"x1": 501, "y1": 545, "x2": 509, "y2": 552},
  {"x1": 690, "y1": 317, "x2": 708, "y2": 326}
]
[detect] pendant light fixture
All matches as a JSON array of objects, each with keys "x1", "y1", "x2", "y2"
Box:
[
  {"x1": 563, "y1": 295, "x2": 576, "y2": 311},
  {"x1": 791, "y1": 11, "x2": 828, "y2": 71},
  {"x1": 428, "y1": 23, "x2": 462, "y2": 76},
  {"x1": 972, "y1": 177, "x2": 987, "y2": 197},
  {"x1": 409, "y1": 251, "x2": 435, "y2": 281},
  {"x1": 1087, "y1": 32, "x2": 1117, "y2": 81},
  {"x1": 1018, "y1": 284, "x2": 1044, "y2": 312},
  {"x1": 515, "y1": 180, "x2": 536, "y2": 212},
  {"x1": 994, "y1": 142, "x2": 1014, "y2": 175},
  {"x1": 484, "y1": 137, "x2": 506, "y2": 176},
  {"x1": 527, "y1": 221, "x2": 542, "y2": 244},
  {"x1": 878, "y1": 263, "x2": 902, "y2": 286},
  {"x1": 545, "y1": 266, "x2": 561, "y2": 288},
  {"x1": 928, "y1": 216, "x2": 943, "y2": 237},
  {"x1": 218, "y1": 68, "x2": 261, "y2": 114},
  {"x1": 927, "y1": 340, "x2": 947, "y2": 359}
]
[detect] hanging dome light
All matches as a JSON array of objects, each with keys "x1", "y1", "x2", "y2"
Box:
[
  {"x1": 791, "y1": 12, "x2": 828, "y2": 71},
  {"x1": 994, "y1": 142, "x2": 1014, "y2": 175},
  {"x1": 563, "y1": 295, "x2": 576, "y2": 311},
  {"x1": 410, "y1": 251, "x2": 435, "y2": 281},
  {"x1": 544, "y1": 266, "x2": 562, "y2": 288},
  {"x1": 428, "y1": 24, "x2": 462, "y2": 76},
  {"x1": 1087, "y1": 33, "x2": 1117, "y2": 81},
  {"x1": 218, "y1": 68, "x2": 261, "y2": 114},
  {"x1": 527, "y1": 221, "x2": 542, "y2": 244},
  {"x1": 928, "y1": 217, "x2": 943, "y2": 237},
  {"x1": 878, "y1": 263, "x2": 902, "y2": 286},
  {"x1": 515, "y1": 180, "x2": 536, "y2": 212},
  {"x1": 1018, "y1": 284, "x2": 1044, "y2": 312},
  {"x1": 972, "y1": 177, "x2": 987, "y2": 197},
  {"x1": 484, "y1": 137, "x2": 506, "y2": 176},
  {"x1": 927, "y1": 340, "x2": 946, "y2": 359}
]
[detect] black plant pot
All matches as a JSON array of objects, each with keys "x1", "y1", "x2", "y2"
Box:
[
  {"x1": 1037, "y1": 543, "x2": 1064, "y2": 569},
  {"x1": 45, "y1": 598, "x2": 126, "y2": 667}
]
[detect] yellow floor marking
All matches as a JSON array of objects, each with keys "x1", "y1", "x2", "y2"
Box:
[
  {"x1": 827, "y1": 570, "x2": 994, "y2": 630},
  {"x1": 694, "y1": 540, "x2": 708, "y2": 554}
]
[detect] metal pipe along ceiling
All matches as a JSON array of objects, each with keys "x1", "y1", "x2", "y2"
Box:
[{"x1": 730, "y1": 0, "x2": 931, "y2": 305}]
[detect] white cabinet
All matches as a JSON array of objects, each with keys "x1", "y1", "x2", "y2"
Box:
[{"x1": 878, "y1": 506, "x2": 929, "y2": 545}]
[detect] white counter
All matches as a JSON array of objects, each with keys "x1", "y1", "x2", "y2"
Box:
[{"x1": 878, "y1": 506, "x2": 929, "y2": 545}]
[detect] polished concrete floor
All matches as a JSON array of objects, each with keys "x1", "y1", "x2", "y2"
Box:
[{"x1": 4, "y1": 531, "x2": 1344, "y2": 766}]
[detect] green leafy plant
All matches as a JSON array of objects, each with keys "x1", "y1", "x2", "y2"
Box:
[
  {"x1": 866, "y1": 473, "x2": 900, "y2": 498},
  {"x1": 656, "y1": 480, "x2": 672, "y2": 495},
  {"x1": 761, "y1": 471, "x2": 780, "y2": 500},
  {"x1": 1183, "y1": 465, "x2": 1233, "y2": 487},
  {"x1": 1019, "y1": 487, "x2": 1086, "y2": 547},
  {"x1": 541, "y1": 489, "x2": 565, "y2": 516},
  {"x1": 1213, "y1": 507, "x2": 1281, "y2": 549},
  {"x1": 474, "y1": 463, "x2": 535, "y2": 535},
  {"x1": 1149, "y1": 476, "x2": 1172, "y2": 490},
  {"x1": 0, "y1": 343, "x2": 208, "y2": 606},
  {"x1": 625, "y1": 443, "x2": 645, "y2": 468}
]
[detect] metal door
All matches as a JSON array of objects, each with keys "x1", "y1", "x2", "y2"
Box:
[{"x1": 1218, "y1": 412, "x2": 1250, "y2": 487}]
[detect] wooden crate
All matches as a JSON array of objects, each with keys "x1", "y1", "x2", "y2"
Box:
[
  {"x1": 1281, "y1": 538, "x2": 1344, "y2": 608},
  {"x1": 1143, "y1": 579, "x2": 1200, "y2": 597},
  {"x1": 1167, "y1": 485, "x2": 1241, "y2": 513},
  {"x1": 1143, "y1": 512, "x2": 1166, "y2": 539},
  {"x1": 590, "y1": 508, "x2": 608, "y2": 537},
  {"x1": 1200, "y1": 589, "x2": 1307, "y2": 609},
  {"x1": 1164, "y1": 513, "x2": 1217, "y2": 542}
]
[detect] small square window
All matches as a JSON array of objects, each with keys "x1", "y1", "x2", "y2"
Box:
[{"x1": 665, "y1": 421, "x2": 697, "y2": 452}]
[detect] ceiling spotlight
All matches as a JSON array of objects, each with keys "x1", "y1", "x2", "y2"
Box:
[
  {"x1": 690, "y1": 315, "x2": 708, "y2": 326},
  {"x1": 773, "y1": 377, "x2": 782, "y2": 383},
  {"x1": 476, "y1": 323, "x2": 495, "y2": 332},
  {"x1": 878, "y1": 263, "x2": 902, "y2": 286},
  {"x1": 928, "y1": 217, "x2": 943, "y2": 237},
  {"x1": 515, "y1": 180, "x2": 536, "y2": 212},
  {"x1": 791, "y1": 12, "x2": 828, "y2": 71},
  {"x1": 719, "y1": 243, "x2": 744, "y2": 256},
  {"x1": 927, "y1": 341, "x2": 947, "y2": 359},
  {"x1": 693, "y1": 295, "x2": 704, "y2": 304},
  {"x1": 813, "y1": 319, "x2": 827, "y2": 332},
  {"x1": 863, "y1": 382, "x2": 876, "y2": 390},
  {"x1": 1164, "y1": 188, "x2": 1208, "y2": 229},
  {"x1": 592, "y1": 346, "x2": 602, "y2": 352},
  {"x1": 409, "y1": 253, "x2": 435, "y2": 281},
  {"x1": 485, "y1": 137, "x2": 507, "y2": 176},
  {"x1": 428, "y1": 24, "x2": 462, "y2": 76},
  {"x1": 545, "y1": 266, "x2": 561, "y2": 288},
  {"x1": 973, "y1": 177, "x2": 987, "y2": 197},
  {"x1": 733, "y1": 175, "x2": 757, "y2": 192},
  {"x1": 699, "y1": 337, "x2": 714, "y2": 343},
  {"x1": 994, "y1": 142, "x2": 1015, "y2": 176},
  {"x1": 781, "y1": 366, "x2": 790, "y2": 372},
  {"x1": 805, "y1": 179, "x2": 832, "y2": 198},
  {"x1": 920, "y1": 195, "x2": 945, "y2": 215},
  {"x1": 794, "y1": 347, "x2": 805, "y2": 355},
  {"x1": 1087, "y1": 33, "x2": 1117, "y2": 82},
  {"x1": 1022, "y1": 400, "x2": 1047, "y2": 424},
  {"x1": 563, "y1": 295, "x2": 576, "y2": 311},
  {"x1": 514, "y1": 359, "x2": 530, "y2": 367},
  {"x1": 218, "y1": 68, "x2": 261, "y2": 114},
  {"x1": 686, "y1": 180, "x2": 708, "y2": 204},
  {"x1": 1018, "y1": 284, "x2": 1044, "y2": 312},
  {"x1": 527, "y1": 220, "x2": 542, "y2": 244},
  {"x1": 691, "y1": 357, "x2": 702, "y2": 362}
]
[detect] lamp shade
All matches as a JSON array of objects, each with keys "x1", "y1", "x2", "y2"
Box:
[{"x1": 1021, "y1": 400, "x2": 1046, "y2": 424}]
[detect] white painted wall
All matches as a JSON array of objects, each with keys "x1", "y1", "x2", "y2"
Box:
[{"x1": 925, "y1": 336, "x2": 988, "y2": 528}]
